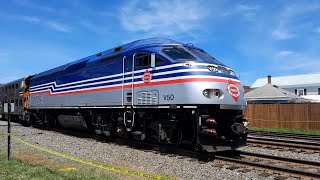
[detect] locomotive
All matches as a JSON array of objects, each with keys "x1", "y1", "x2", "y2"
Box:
[{"x1": 0, "y1": 38, "x2": 248, "y2": 152}]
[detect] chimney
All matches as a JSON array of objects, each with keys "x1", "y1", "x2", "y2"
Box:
[{"x1": 267, "y1": 75, "x2": 272, "y2": 84}]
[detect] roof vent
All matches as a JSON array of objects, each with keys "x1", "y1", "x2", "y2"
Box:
[
  {"x1": 114, "y1": 46, "x2": 122, "y2": 52},
  {"x1": 96, "y1": 53, "x2": 102, "y2": 57}
]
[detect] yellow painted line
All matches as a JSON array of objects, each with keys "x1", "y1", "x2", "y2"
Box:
[
  {"x1": 5, "y1": 135, "x2": 175, "y2": 180},
  {"x1": 0, "y1": 133, "x2": 10, "y2": 137},
  {"x1": 59, "y1": 167, "x2": 77, "y2": 172}
]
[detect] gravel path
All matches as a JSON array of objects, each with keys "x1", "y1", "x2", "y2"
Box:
[{"x1": 0, "y1": 121, "x2": 318, "y2": 180}]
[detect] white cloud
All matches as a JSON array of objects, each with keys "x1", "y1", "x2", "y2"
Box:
[
  {"x1": 120, "y1": 0, "x2": 207, "y2": 36},
  {"x1": 315, "y1": 27, "x2": 320, "y2": 33},
  {"x1": 272, "y1": 29, "x2": 296, "y2": 40},
  {"x1": 79, "y1": 20, "x2": 109, "y2": 34},
  {"x1": 13, "y1": 0, "x2": 56, "y2": 13},
  {"x1": 237, "y1": 4, "x2": 260, "y2": 11},
  {"x1": 276, "y1": 50, "x2": 294, "y2": 57},
  {"x1": 1, "y1": 13, "x2": 71, "y2": 33},
  {"x1": 221, "y1": 4, "x2": 260, "y2": 21},
  {"x1": 18, "y1": 15, "x2": 41, "y2": 23},
  {"x1": 280, "y1": 58, "x2": 320, "y2": 71},
  {"x1": 271, "y1": 3, "x2": 320, "y2": 40},
  {"x1": 45, "y1": 21, "x2": 71, "y2": 33},
  {"x1": 274, "y1": 53, "x2": 320, "y2": 72}
]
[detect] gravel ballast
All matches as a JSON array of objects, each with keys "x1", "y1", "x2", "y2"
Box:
[{"x1": 0, "y1": 121, "x2": 319, "y2": 180}]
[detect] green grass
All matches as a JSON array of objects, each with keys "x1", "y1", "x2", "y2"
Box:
[
  {"x1": 0, "y1": 152, "x2": 118, "y2": 180},
  {"x1": 249, "y1": 127, "x2": 320, "y2": 135}
]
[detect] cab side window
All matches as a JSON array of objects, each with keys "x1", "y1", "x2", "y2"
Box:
[
  {"x1": 136, "y1": 54, "x2": 151, "y2": 68},
  {"x1": 136, "y1": 53, "x2": 167, "y2": 69},
  {"x1": 156, "y1": 56, "x2": 166, "y2": 66}
]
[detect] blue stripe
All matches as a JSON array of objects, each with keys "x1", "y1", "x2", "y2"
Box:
[
  {"x1": 31, "y1": 65, "x2": 237, "y2": 91},
  {"x1": 30, "y1": 64, "x2": 183, "y2": 89},
  {"x1": 31, "y1": 71, "x2": 238, "y2": 93}
]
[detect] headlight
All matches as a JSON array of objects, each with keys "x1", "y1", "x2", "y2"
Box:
[
  {"x1": 203, "y1": 89, "x2": 209, "y2": 98},
  {"x1": 229, "y1": 70, "x2": 236, "y2": 76},
  {"x1": 203, "y1": 89, "x2": 223, "y2": 98},
  {"x1": 208, "y1": 65, "x2": 218, "y2": 72}
]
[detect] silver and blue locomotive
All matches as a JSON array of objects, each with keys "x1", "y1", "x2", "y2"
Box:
[{"x1": 2, "y1": 38, "x2": 248, "y2": 152}]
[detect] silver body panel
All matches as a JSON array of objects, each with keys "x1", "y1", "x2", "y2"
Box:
[{"x1": 29, "y1": 63, "x2": 246, "y2": 108}]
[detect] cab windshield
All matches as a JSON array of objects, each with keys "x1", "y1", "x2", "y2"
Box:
[
  {"x1": 162, "y1": 47, "x2": 196, "y2": 62},
  {"x1": 189, "y1": 48, "x2": 224, "y2": 66}
]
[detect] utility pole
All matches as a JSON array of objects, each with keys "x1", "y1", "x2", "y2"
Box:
[{"x1": 7, "y1": 101, "x2": 11, "y2": 161}]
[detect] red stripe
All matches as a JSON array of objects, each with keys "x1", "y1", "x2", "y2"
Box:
[{"x1": 30, "y1": 78, "x2": 241, "y2": 96}]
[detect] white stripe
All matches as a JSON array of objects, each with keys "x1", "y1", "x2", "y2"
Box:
[
  {"x1": 30, "y1": 62, "x2": 227, "y2": 90},
  {"x1": 30, "y1": 81, "x2": 54, "y2": 89},
  {"x1": 31, "y1": 75, "x2": 240, "y2": 95},
  {"x1": 32, "y1": 68, "x2": 209, "y2": 92},
  {"x1": 30, "y1": 63, "x2": 234, "y2": 91},
  {"x1": 30, "y1": 63, "x2": 185, "y2": 90}
]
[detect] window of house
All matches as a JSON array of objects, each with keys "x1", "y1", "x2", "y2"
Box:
[
  {"x1": 318, "y1": 88, "x2": 320, "y2": 95},
  {"x1": 297, "y1": 89, "x2": 305, "y2": 96}
]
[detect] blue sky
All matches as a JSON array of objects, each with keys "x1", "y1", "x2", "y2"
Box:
[{"x1": 1, "y1": 0, "x2": 320, "y2": 86}]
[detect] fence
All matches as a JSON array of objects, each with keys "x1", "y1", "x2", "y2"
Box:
[{"x1": 243, "y1": 103, "x2": 320, "y2": 130}]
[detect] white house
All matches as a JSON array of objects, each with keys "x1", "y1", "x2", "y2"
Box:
[{"x1": 251, "y1": 74, "x2": 320, "y2": 102}]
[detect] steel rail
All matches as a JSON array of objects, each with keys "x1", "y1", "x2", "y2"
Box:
[
  {"x1": 248, "y1": 132, "x2": 320, "y2": 141},
  {"x1": 249, "y1": 131, "x2": 320, "y2": 138},
  {"x1": 237, "y1": 150, "x2": 320, "y2": 166},
  {"x1": 215, "y1": 155, "x2": 320, "y2": 179},
  {"x1": 247, "y1": 137, "x2": 320, "y2": 152},
  {"x1": 248, "y1": 136, "x2": 320, "y2": 146}
]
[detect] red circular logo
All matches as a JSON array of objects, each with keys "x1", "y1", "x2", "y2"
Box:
[
  {"x1": 227, "y1": 84, "x2": 240, "y2": 97},
  {"x1": 142, "y1": 70, "x2": 152, "y2": 83}
]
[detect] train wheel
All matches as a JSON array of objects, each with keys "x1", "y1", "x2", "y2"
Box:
[{"x1": 22, "y1": 113, "x2": 31, "y2": 127}]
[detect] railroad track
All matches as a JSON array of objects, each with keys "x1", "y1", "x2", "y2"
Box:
[
  {"x1": 247, "y1": 136, "x2": 320, "y2": 153},
  {"x1": 215, "y1": 150, "x2": 320, "y2": 179},
  {"x1": 249, "y1": 131, "x2": 320, "y2": 142},
  {"x1": 137, "y1": 143, "x2": 320, "y2": 179},
  {"x1": 146, "y1": 146, "x2": 320, "y2": 179}
]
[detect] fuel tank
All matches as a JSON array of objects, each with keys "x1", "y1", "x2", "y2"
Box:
[{"x1": 58, "y1": 115, "x2": 88, "y2": 130}]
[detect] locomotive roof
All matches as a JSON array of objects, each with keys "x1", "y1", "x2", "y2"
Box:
[{"x1": 32, "y1": 38, "x2": 184, "y2": 80}]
